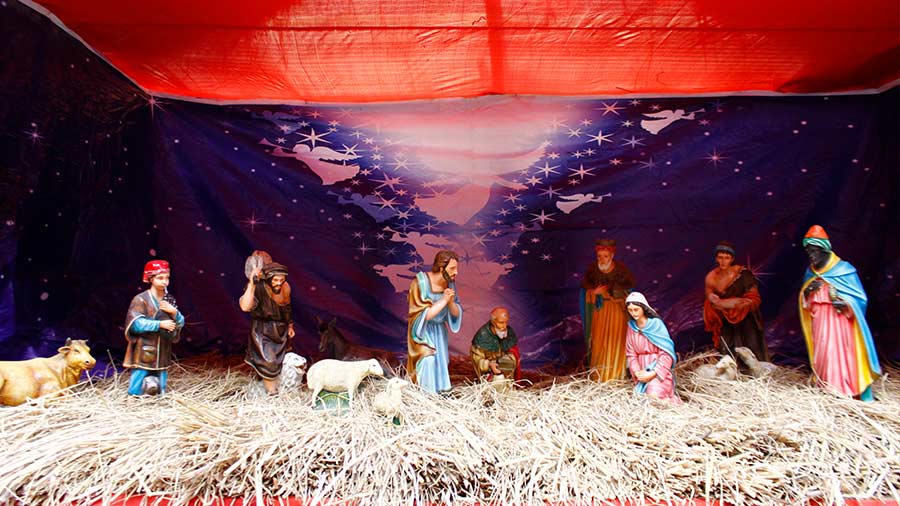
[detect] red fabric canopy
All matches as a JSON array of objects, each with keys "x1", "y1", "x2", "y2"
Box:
[{"x1": 29, "y1": 0, "x2": 900, "y2": 103}]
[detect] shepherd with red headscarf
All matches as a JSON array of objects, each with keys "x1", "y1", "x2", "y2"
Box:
[
  {"x1": 580, "y1": 239, "x2": 635, "y2": 382},
  {"x1": 123, "y1": 260, "x2": 185, "y2": 396}
]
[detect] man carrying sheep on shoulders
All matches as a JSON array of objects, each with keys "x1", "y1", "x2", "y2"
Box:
[{"x1": 406, "y1": 250, "x2": 463, "y2": 394}]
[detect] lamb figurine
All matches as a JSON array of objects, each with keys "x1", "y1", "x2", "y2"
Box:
[
  {"x1": 372, "y1": 377, "x2": 409, "y2": 420},
  {"x1": 734, "y1": 347, "x2": 777, "y2": 378},
  {"x1": 695, "y1": 354, "x2": 738, "y2": 381},
  {"x1": 246, "y1": 352, "x2": 307, "y2": 398},
  {"x1": 306, "y1": 358, "x2": 384, "y2": 406}
]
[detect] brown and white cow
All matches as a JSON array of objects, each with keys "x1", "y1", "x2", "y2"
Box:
[{"x1": 0, "y1": 338, "x2": 96, "y2": 406}]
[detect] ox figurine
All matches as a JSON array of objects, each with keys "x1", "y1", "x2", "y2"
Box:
[{"x1": 0, "y1": 339, "x2": 96, "y2": 406}]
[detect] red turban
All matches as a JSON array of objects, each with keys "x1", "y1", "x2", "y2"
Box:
[{"x1": 142, "y1": 260, "x2": 170, "y2": 283}]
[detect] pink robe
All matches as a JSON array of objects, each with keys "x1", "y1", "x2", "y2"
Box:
[
  {"x1": 803, "y1": 283, "x2": 860, "y2": 396},
  {"x1": 625, "y1": 326, "x2": 681, "y2": 404}
]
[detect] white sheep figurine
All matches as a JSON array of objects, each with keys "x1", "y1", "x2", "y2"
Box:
[
  {"x1": 734, "y1": 347, "x2": 777, "y2": 378},
  {"x1": 372, "y1": 377, "x2": 409, "y2": 420},
  {"x1": 306, "y1": 358, "x2": 384, "y2": 406},
  {"x1": 695, "y1": 354, "x2": 738, "y2": 381},
  {"x1": 246, "y1": 352, "x2": 307, "y2": 398}
]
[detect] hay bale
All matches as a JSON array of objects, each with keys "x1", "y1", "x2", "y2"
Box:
[{"x1": 0, "y1": 355, "x2": 897, "y2": 506}]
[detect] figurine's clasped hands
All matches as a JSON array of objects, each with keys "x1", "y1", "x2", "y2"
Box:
[
  {"x1": 442, "y1": 288, "x2": 456, "y2": 301},
  {"x1": 804, "y1": 279, "x2": 823, "y2": 298},
  {"x1": 634, "y1": 369, "x2": 656, "y2": 383}
]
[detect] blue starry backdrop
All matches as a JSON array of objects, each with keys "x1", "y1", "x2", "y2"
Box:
[{"x1": 1, "y1": 2, "x2": 897, "y2": 370}]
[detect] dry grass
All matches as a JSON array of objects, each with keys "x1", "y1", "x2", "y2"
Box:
[{"x1": 0, "y1": 354, "x2": 897, "y2": 506}]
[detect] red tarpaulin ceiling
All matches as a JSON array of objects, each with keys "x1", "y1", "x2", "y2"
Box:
[{"x1": 27, "y1": 0, "x2": 900, "y2": 103}]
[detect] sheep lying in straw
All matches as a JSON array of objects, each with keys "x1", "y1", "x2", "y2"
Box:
[
  {"x1": 695, "y1": 354, "x2": 738, "y2": 381},
  {"x1": 372, "y1": 377, "x2": 408, "y2": 419},
  {"x1": 734, "y1": 347, "x2": 777, "y2": 378},
  {"x1": 306, "y1": 358, "x2": 384, "y2": 406},
  {"x1": 247, "y1": 352, "x2": 307, "y2": 397}
]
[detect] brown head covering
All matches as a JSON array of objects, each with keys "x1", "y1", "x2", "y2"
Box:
[
  {"x1": 262, "y1": 262, "x2": 289, "y2": 279},
  {"x1": 594, "y1": 238, "x2": 616, "y2": 253}
]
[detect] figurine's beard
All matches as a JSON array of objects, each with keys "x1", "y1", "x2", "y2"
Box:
[
  {"x1": 441, "y1": 267, "x2": 454, "y2": 284},
  {"x1": 495, "y1": 329, "x2": 508, "y2": 339}
]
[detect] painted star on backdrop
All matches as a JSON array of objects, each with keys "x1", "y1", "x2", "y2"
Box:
[
  {"x1": 504, "y1": 193, "x2": 521, "y2": 203},
  {"x1": 570, "y1": 164, "x2": 595, "y2": 178},
  {"x1": 567, "y1": 128, "x2": 583, "y2": 138},
  {"x1": 377, "y1": 196, "x2": 398, "y2": 209},
  {"x1": 374, "y1": 174, "x2": 404, "y2": 192},
  {"x1": 297, "y1": 128, "x2": 332, "y2": 148},
  {"x1": 585, "y1": 130, "x2": 613, "y2": 147},
  {"x1": 525, "y1": 176, "x2": 543, "y2": 187},
  {"x1": 549, "y1": 118, "x2": 568, "y2": 132},
  {"x1": 145, "y1": 95, "x2": 166, "y2": 117},
  {"x1": 597, "y1": 101, "x2": 624, "y2": 116},
  {"x1": 388, "y1": 158, "x2": 411, "y2": 171},
  {"x1": 539, "y1": 186, "x2": 560, "y2": 199},
  {"x1": 622, "y1": 136, "x2": 645, "y2": 149},
  {"x1": 530, "y1": 209, "x2": 556, "y2": 225},
  {"x1": 239, "y1": 212, "x2": 266, "y2": 232},
  {"x1": 704, "y1": 147, "x2": 726, "y2": 167},
  {"x1": 341, "y1": 144, "x2": 363, "y2": 156},
  {"x1": 26, "y1": 127, "x2": 43, "y2": 144},
  {"x1": 534, "y1": 162, "x2": 560, "y2": 178},
  {"x1": 639, "y1": 158, "x2": 657, "y2": 170}
]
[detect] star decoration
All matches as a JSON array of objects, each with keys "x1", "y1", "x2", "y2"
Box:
[
  {"x1": 297, "y1": 128, "x2": 332, "y2": 148},
  {"x1": 530, "y1": 209, "x2": 556, "y2": 225},
  {"x1": 569, "y1": 164, "x2": 595, "y2": 178},
  {"x1": 374, "y1": 174, "x2": 404, "y2": 192},
  {"x1": 539, "y1": 186, "x2": 560, "y2": 199},
  {"x1": 341, "y1": 144, "x2": 362, "y2": 156},
  {"x1": 586, "y1": 130, "x2": 613, "y2": 147},
  {"x1": 597, "y1": 101, "x2": 624, "y2": 116},
  {"x1": 239, "y1": 212, "x2": 266, "y2": 232},
  {"x1": 534, "y1": 162, "x2": 560, "y2": 177},
  {"x1": 704, "y1": 147, "x2": 726, "y2": 167},
  {"x1": 622, "y1": 136, "x2": 645, "y2": 149}
]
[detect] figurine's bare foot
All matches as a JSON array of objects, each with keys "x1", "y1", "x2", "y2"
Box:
[{"x1": 263, "y1": 378, "x2": 279, "y2": 395}]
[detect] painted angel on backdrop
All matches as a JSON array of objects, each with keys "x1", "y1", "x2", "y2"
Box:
[
  {"x1": 556, "y1": 193, "x2": 612, "y2": 214},
  {"x1": 640, "y1": 109, "x2": 705, "y2": 135},
  {"x1": 260, "y1": 138, "x2": 361, "y2": 185}
]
